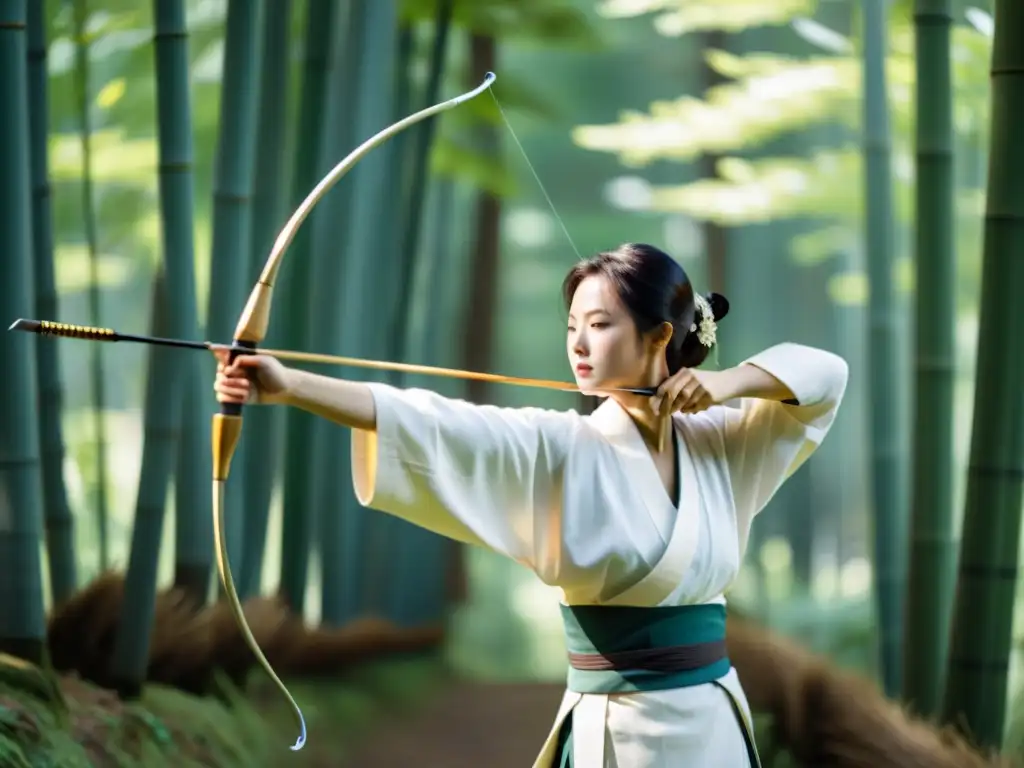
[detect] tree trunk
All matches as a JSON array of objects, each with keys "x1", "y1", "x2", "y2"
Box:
[
  {"x1": 902, "y1": 0, "x2": 957, "y2": 718},
  {"x1": 110, "y1": 0, "x2": 202, "y2": 697},
  {"x1": 449, "y1": 32, "x2": 501, "y2": 608},
  {"x1": 314, "y1": 0, "x2": 366, "y2": 627},
  {"x1": 0, "y1": 0, "x2": 47, "y2": 665},
  {"x1": 276, "y1": 0, "x2": 337, "y2": 615},
  {"x1": 329, "y1": 0, "x2": 401, "y2": 620},
  {"x1": 195, "y1": 0, "x2": 263, "y2": 603},
  {"x1": 861, "y1": 0, "x2": 908, "y2": 698},
  {"x1": 28, "y1": 0, "x2": 77, "y2": 606},
  {"x1": 238, "y1": 0, "x2": 294, "y2": 601},
  {"x1": 461, "y1": 33, "x2": 501, "y2": 409},
  {"x1": 940, "y1": 0, "x2": 1024, "y2": 747},
  {"x1": 72, "y1": 0, "x2": 110, "y2": 575}
]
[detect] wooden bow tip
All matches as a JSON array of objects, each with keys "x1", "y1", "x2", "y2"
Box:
[{"x1": 234, "y1": 280, "x2": 274, "y2": 345}]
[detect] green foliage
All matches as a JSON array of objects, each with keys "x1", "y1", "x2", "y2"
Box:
[
  {"x1": 574, "y1": 54, "x2": 863, "y2": 166},
  {"x1": 0, "y1": 657, "x2": 446, "y2": 768},
  {"x1": 751, "y1": 714, "x2": 798, "y2": 768},
  {"x1": 595, "y1": 0, "x2": 818, "y2": 35},
  {"x1": 573, "y1": 21, "x2": 990, "y2": 177},
  {"x1": 431, "y1": 138, "x2": 518, "y2": 195},
  {"x1": 569, "y1": 1, "x2": 994, "y2": 313},
  {"x1": 0, "y1": 675, "x2": 266, "y2": 768},
  {"x1": 401, "y1": 0, "x2": 604, "y2": 49}
]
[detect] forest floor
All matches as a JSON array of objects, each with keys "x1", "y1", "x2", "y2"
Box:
[
  {"x1": 345, "y1": 680, "x2": 565, "y2": 767},
  {"x1": 3, "y1": 595, "x2": 1013, "y2": 768},
  {"x1": 0, "y1": 652, "x2": 448, "y2": 767},
  {"x1": 0, "y1": 652, "x2": 566, "y2": 768}
]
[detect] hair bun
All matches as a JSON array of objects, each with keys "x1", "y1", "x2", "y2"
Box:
[{"x1": 706, "y1": 292, "x2": 729, "y2": 321}]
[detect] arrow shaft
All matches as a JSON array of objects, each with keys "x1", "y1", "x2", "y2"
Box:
[
  {"x1": 11, "y1": 317, "x2": 657, "y2": 397},
  {"x1": 256, "y1": 347, "x2": 655, "y2": 395}
]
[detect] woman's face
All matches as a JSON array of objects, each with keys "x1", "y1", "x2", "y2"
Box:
[{"x1": 566, "y1": 274, "x2": 664, "y2": 395}]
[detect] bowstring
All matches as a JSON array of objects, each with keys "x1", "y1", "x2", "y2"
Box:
[
  {"x1": 487, "y1": 88, "x2": 730, "y2": 377},
  {"x1": 488, "y1": 90, "x2": 583, "y2": 261}
]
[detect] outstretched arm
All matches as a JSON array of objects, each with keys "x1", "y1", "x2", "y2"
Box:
[
  {"x1": 350, "y1": 383, "x2": 581, "y2": 560},
  {"x1": 214, "y1": 350, "x2": 581, "y2": 568},
  {"x1": 284, "y1": 369, "x2": 376, "y2": 431},
  {"x1": 214, "y1": 350, "x2": 376, "y2": 430}
]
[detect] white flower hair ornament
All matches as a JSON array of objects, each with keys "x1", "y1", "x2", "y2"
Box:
[{"x1": 690, "y1": 292, "x2": 718, "y2": 347}]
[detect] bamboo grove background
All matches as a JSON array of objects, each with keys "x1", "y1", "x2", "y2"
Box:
[{"x1": 0, "y1": 0, "x2": 1022, "y2": 764}]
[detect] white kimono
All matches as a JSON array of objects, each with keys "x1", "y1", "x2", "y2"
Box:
[{"x1": 351, "y1": 342, "x2": 848, "y2": 767}]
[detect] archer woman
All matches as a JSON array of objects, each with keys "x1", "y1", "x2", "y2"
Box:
[{"x1": 213, "y1": 242, "x2": 848, "y2": 767}]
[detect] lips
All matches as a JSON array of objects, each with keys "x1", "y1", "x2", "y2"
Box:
[{"x1": 575, "y1": 364, "x2": 593, "y2": 375}]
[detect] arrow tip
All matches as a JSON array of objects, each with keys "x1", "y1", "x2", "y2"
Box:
[{"x1": 8, "y1": 318, "x2": 39, "y2": 333}]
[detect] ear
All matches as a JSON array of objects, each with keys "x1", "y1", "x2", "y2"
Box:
[{"x1": 650, "y1": 321, "x2": 673, "y2": 350}]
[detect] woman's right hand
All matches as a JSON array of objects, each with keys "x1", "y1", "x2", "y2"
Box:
[{"x1": 213, "y1": 348, "x2": 293, "y2": 406}]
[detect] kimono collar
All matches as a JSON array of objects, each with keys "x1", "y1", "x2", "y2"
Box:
[{"x1": 587, "y1": 396, "x2": 675, "y2": 444}]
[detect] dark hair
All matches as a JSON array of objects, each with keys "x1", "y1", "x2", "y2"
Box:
[{"x1": 561, "y1": 243, "x2": 729, "y2": 372}]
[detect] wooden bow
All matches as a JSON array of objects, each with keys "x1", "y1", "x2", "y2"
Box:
[{"x1": 212, "y1": 72, "x2": 498, "y2": 751}]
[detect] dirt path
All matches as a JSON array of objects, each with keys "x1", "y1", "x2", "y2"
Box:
[{"x1": 345, "y1": 681, "x2": 566, "y2": 767}]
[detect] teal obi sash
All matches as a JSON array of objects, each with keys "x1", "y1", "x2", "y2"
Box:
[
  {"x1": 556, "y1": 603, "x2": 760, "y2": 768},
  {"x1": 559, "y1": 602, "x2": 731, "y2": 694}
]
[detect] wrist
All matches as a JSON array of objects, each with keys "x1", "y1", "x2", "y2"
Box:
[
  {"x1": 719, "y1": 363, "x2": 795, "y2": 403},
  {"x1": 710, "y1": 367, "x2": 745, "y2": 403},
  {"x1": 278, "y1": 367, "x2": 304, "y2": 406}
]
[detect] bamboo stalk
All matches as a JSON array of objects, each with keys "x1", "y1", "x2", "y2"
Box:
[
  {"x1": 72, "y1": 0, "x2": 110, "y2": 573},
  {"x1": 27, "y1": 0, "x2": 78, "y2": 604},
  {"x1": 940, "y1": 0, "x2": 1024, "y2": 747},
  {"x1": 861, "y1": 0, "x2": 908, "y2": 698},
  {"x1": 902, "y1": 0, "x2": 957, "y2": 718}
]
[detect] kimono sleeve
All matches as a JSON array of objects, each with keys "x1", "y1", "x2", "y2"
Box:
[
  {"x1": 350, "y1": 382, "x2": 582, "y2": 567},
  {"x1": 717, "y1": 342, "x2": 849, "y2": 525}
]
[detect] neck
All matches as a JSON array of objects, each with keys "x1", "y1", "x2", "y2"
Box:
[{"x1": 609, "y1": 365, "x2": 671, "y2": 452}]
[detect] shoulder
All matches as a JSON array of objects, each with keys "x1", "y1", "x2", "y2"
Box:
[
  {"x1": 369, "y1": 381, "x2": 585, "y2": 443},
  {"x1": 742, "y1": 343, "x2": 849, "y2": 405},
  {"x1": 673, "y1": 410, "x2": 730, "y2": 462}
]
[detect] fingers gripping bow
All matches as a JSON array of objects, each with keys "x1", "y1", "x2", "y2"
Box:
[{"x1": 211, "y1": 72, "x2": 498, "y2": 752}]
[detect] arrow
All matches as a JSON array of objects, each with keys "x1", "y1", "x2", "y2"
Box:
[{"x1": 9, "y1": 317, "x2": 658, "y2": 397}]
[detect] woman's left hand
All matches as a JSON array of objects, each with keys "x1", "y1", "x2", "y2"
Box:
[{"x1": 651, "y1": 368, "x2": 730, "y2": 416}]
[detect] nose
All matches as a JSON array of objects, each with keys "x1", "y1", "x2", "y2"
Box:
[{"x1": 572, "y1": 328, "x2": 588, "y2": 358}]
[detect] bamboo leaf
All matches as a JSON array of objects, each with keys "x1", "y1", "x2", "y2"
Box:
[
  {"x1": 790, "y1": 16, "x2": 853, "y2": 53},
  {"x1": 642, "y1": 149, "x2": 903, "y2": 223},
  {"x1": 95, "y1": 77, "x2": 126, "y2": 109},
  {"x1": 573, "y1": 58, "x2": 864, "y2": 165},
  {"x1": 572, "y1": 26, "x2": 991, "y2": 165},
  {"x1": 965, "y1": 6, "x2": 994, "y2": 38},
  {"x1": 630, "y1": 147, "x2": 982, "y2": 235}
]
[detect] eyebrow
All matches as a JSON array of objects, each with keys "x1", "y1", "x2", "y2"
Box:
[{"x1": 567, "y1": 308, "x2": 611, "y2": 320}]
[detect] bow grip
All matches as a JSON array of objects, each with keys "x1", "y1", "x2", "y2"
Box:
[{"x1": 212, "y1": 339, "x2": 257, "y2": 482}]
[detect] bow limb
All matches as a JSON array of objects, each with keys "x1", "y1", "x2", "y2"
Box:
[{"x1": 210, "y1": 71, "x2": 498, "y2": 752}]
